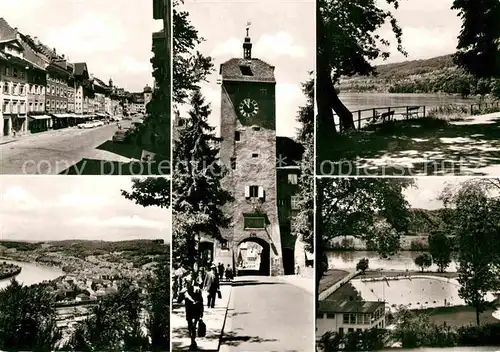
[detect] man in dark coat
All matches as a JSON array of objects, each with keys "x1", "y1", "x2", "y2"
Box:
[
  {"x1": 203, "y1": 264, "x2": 220, "y2": 308},
  {"x1": 181, "y1": 274, "x2": 204, "y2": 351}
]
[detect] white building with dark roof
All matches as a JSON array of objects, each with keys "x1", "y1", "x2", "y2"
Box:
[{"x1": 316, "y1": 300, "x2": 386, "y2": 338}]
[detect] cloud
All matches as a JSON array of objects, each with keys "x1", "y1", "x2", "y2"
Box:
[
  {"x1": 58, "y1": 192, "x2": 111, "y2": 208},
  {"x1": 276, "y1": 83, "x2": 305, "y2": 137},
  {"x1": 1, "y1": 186, "x2": 41, "y2": 210},
  {"x1": 44, "y1": 13, "x2": 127, "y2": 54},
  {"x1": 67, "y1": 215, "x2": 167, "y2": 230},
  {"x1": 211, "y1": 32, "x2": 305, "y2": 60}
]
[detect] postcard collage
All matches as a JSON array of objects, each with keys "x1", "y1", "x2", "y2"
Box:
[{"x1": 1, "y1": 0, "x2": 500, "y2": 351}]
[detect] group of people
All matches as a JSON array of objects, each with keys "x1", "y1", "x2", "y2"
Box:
[{"x1": 173, "y1": 262, "x2": 234, "y2": 351}]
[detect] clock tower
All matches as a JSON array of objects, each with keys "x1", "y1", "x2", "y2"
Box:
[{"x1": 215, "y1": 26, "x2": 283, "y2": 276}]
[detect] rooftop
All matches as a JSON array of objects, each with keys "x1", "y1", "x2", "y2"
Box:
[
  {"x1": 318, "y1": 300, "x2": 384, "y2": 314},
  {"x1": 220, "y1": 58, "x2": 275, "y2": 83}
]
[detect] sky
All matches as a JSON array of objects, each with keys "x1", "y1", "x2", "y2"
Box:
[
  {"x1": 376, "y1": 0, "x2": 462, "y2": 64},
  {"x1": 0, "y1": 0, "x2": 162, "y2": 92},
  {"x1": 0, "y1": 176, "x2": 171, "y2": 242},
  {"x1": 403, "y1": 177, "x2": 468, "y2": 210},
  {"x1": 177, "y1": 0, "x2": 315, "y2": 138}
]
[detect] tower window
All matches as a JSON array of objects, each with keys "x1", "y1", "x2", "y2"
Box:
[
  {"x1": 248, "y1": 185, "x2": 259, "y2": 198},
  {"x1": 288, "y1": 173, "x2": 298, "y2": 184},
  {"x1": 230, "y1": 157, "x2": 236, "y2": 170},
  {"x1": 235, "y1": 131, "x2": 241, "y2": 141},
  {"x1": 239, "y1": 65, "x2": 253, "y2": 76},
  {"x1": 252, "y1": 153, "x2": 258, "y2": 158},
  {"x1": 260, "y1": 88, "x2": 267, "y2": 96}
]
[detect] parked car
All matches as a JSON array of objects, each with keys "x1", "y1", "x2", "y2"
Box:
[{"x1": 112, "y1": 129, "x2": 128, "y2": 143}]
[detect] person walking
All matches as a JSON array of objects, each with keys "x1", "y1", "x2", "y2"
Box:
[
  {"x1": 225, "y1": 264, "x2": 233, "y2": 281},
  {"x1": 181, "y1": 275, "x2": 204, "y2": 351},
  {"x1": 218, "y1": 262, "x2": 224, "y2": 281},
  {"x1": 203, "y1": 264, "x2": 220, "y2": 308}
]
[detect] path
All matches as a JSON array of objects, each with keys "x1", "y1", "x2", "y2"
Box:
[
  {"x1": 0, "y1": 120, "x2": 134, "y2": 174},
  {"x1": 220, "y1": 276, "x2": 313, "y2": 352},
  {"x1": 317, "y1": 112, "x2": 500, "y2": 176}
]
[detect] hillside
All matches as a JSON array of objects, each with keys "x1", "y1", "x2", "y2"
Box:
[{"x1": 338, "y1": 54, "x2": 500, "y2": 97}]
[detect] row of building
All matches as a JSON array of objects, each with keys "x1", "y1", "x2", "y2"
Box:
[{"x1": 0, "y1": 17, "x2": 154, "y2": 137}]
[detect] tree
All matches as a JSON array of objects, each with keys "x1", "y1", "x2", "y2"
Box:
[
  {"x1": 452, "y1": 0, "x2": 500, "y2": 78},
  {"x1": 356, "y1": 258, "x2": 369, "y2": 274},
  {"x1": 66, "y1": 281, "x2": 149, "y2": 352},
  {"x1": 122, "y1": 177, "x2": 171, "y2": 207},
  {"x1": 317, "y1": 0, "x2": 406, "y2": 137},
  {"x1": 428, "y1": 231, "x2": 452, "y2": 272},
  {"x1": 173, "y1": 0, "x2": 213, "y2": 104},
  {"x1": 315, "y1": 178, "x2": 414, "y2": 309},
  {"x1": 414, "y1": 253, "x2": 432, "y2": 272},
  {"x1": 146, "y1": 257, "x2": 170, "y2": 351},
  {"x1": 172, "y1": 90, "x2": 233, "y2": 270},
  {"x1": 292, "y1": 77, "x2": 314, "y2": 255},
  {"x1": 0, "y1": 280, "x2": 60, "y2": 351},
  {"x1": 441, "y1": 180, "x2": 500, "y2": 326}
]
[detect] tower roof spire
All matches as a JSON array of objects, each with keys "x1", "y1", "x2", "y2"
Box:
[{"x1": 243, "y1": 21, "x2": 252, "y2": 59}]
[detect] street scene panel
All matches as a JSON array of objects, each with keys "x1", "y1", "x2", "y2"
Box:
[
  {"x1": 0, "y1": 176, "x2": 170, "y2": 350},
  {"x1": 316, "y1": 177, "x2": 500, "y2": 351},
  {"x1": 316, "y1": 0, "x2": 500, "y2": 176},
  {"x1": 172, "y1": 0, "x2": 315, "y2": 350},
  {"x1": 0, "y1": 0, "x2": 170, "y2": 175}
]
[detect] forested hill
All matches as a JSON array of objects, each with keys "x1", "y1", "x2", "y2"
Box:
[
  {"x1": 338, "y1": 54, "x2": 500, "y2": 97},
  {"x1": 407, "y1": 208, "x2": 448, "y2": 235}
]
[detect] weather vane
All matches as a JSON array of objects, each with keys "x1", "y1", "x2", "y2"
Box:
[{"x1": 246, "y1": 21, "x2": 251, "y2": 37}]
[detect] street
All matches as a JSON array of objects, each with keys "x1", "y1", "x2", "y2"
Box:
[
  {"x1": 220, "y1": 276, "x2": 313, "y2": 352},
  {"x1": 0, "y1": 120, "x2": 136, "y2": 175}
]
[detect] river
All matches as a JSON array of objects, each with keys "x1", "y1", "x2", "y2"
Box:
[
  {"x1": 327, "y1": 251, "x2": 459, "y2": 272},
  {"x1": 0, "y1": 259, "x2": 64, "y2": 289},
  {"x1": 338, "y1": 93, "x2": 481, "y2": 112}
]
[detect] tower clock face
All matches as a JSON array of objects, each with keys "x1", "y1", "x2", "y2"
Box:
[{"x1": 238, "y1": 98, "x2": 259, "y2": 118}]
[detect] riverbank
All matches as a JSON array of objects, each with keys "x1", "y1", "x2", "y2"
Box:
[{"x1": 0, "y1": 262, "x2": 21, "y2": 281}]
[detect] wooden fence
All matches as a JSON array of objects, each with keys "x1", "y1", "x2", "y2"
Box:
[{"x1": 334, "y1": 100, "x2": 500, "y2": 132}]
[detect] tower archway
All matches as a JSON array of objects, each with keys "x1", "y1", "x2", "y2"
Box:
[{"x1": 236, "y1": 237, "x2": 270, "y2": 276}]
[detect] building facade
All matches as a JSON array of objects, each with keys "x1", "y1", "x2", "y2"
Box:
[
  {"x1": 316, "y1": 300, "x2": 386, "y2": 338},
  {"x1": 0, "y1": 21, "x2": 29, "y2": 137}
]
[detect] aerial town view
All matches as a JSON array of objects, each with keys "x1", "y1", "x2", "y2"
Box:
[
  {"x1": 171, "y1": 0, "x2": 315, "y2": 350},
  {"x1": 316, "y1": 177, "x2": 500, "y2": 351},
  {"x1": 316, "y1": 0, "x2": 500, "y2": 176},
  {"x1": 0, "y1": 175, "x2": 170, "y2": 351},
  {"x1": 0, "y1": 0, "x2": 170, "y2": 175}
]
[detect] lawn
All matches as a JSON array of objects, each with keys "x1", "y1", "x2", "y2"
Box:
[
  {"x1": 317, "y1": 113, "x2": 500, "y2": 176},
  {"x1": 418, "y1": 305, "x2": 500, "y2": 327},
  {"x1": 319, "y1": 269, "x2": 350, "y2": 295}
]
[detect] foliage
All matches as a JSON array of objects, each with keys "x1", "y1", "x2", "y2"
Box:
[
  {"x1": 452, "y1": 0, "x2": 500, "y2": 78},
  {"x1": 121, "y1": 177, "x2": 171, "y2": 208},
  {"x1": 317, "y1": 178, "x2": 414, "y2": 275},
  {"x1": 0, "y1": 280, "x2": 60, "y2": 351},
  {"x1": 440, "y1": 179, "x2": 500, "y2": 325},
  {"x1": 172, "y1": 90, "x2": 233, "y2": 269},
  {"x1": 317, "y1": 0, "x2": 406, "y2": 133},
  {"x1": 414, "y1": 253, "x2": 433, "y2": 272},
  {"x1": 293, "y1": 77, "x2": 314, "y2": 253},
  {"x1": 409, "y1": 239, "x2": 428, "y2": 251},
  {"x1": 318, "y1": 328, "x2": 387, "y2": 351},
  {"x1": 456, "y1": 322, "x2": 500, "y2": 346},
  {"x1": 65, "y1": 282, "x2": 149, "y2": 351},
  {"x1": 146, "y1": 257, "x2": 170, "y2": 351},
  {"x1": 173, "y1": 0, "x2": 213, "y2": 104},
  {"x1": 393, "y1": 308, "x2": 459, "y2": 348},
  {"x1": 356, "y1": 258, "x2": 369, "y2": 273},
  {"x1": 428, "y1": 232, "x2": 452, "y2": 272}
]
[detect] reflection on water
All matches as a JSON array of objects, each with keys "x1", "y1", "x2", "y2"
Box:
[
  {"x1": 0, "y1": 259, "x2": 63, "y2": 289},
  {"x1": 327, "y1": 251, "x2": 459, "y2": 272},
  {"x1": 338, "y1": 93, "x2": 480, "y2": 112}
]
